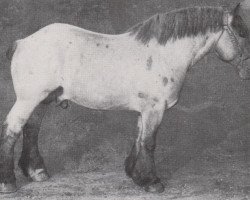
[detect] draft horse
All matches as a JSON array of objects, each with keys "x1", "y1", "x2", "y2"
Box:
[{"x1": 0, "y1": 4, "x2": 249, "y2": 193}]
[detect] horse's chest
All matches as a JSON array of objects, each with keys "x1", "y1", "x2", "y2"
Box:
[{"x1": 156, "y1": 68, "x2": 186, "y2": 108}]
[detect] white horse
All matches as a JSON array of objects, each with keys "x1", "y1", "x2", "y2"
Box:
[{"x1": 0, "y1": 4, "x2": 249, "y2": 193}]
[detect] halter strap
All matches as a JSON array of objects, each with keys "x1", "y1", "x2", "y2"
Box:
[
  {"x1": 222, "y1": 11, "x2": 230, "y2": 27},
  {"x1": 221, "y1": 10, "x2": 242, "y2": 54},
  {"x1": 214, "y1": 9, "x2": 245, "y2": 70}
]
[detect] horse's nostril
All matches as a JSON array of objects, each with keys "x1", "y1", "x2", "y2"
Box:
[{"x1": 239, "y1": 66, "x2": 250, "y2": 80}]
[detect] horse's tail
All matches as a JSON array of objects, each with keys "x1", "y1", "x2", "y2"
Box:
[{"x1": 6, "y1": 41, "x2": 18, "y2": 61}]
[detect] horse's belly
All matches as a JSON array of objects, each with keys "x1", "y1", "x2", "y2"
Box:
[
  {"x1": 60, "y1": 53, "x2": 136, "y2": 110},
  {"x1": 61, "y1": 76, "x2": 132, "y2": 110},
  {"x1": 68, "y1": 92, "x2": 130, "y2": 110}
]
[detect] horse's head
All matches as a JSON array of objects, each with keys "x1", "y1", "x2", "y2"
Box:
[{"x1": 214, "y1": 4, "x2": 249, "y2": 69}]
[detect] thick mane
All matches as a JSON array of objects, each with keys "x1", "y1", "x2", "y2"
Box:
[{"x1": 128, "y1": 6, "x2": 224, "y2": 45}]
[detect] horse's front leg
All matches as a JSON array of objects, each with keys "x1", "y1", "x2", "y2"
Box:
[
  {"x1": 125, "y1": 102, "x2": 165, "y2": 193},
  {"x1": 0, "y1": 100, "x2": 40, "y2": 193},
  {"x1": 18, "y1": 103, "x2": 49, "y2": 182}
]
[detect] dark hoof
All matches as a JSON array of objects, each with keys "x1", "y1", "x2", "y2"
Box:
[
  {"x1": 124, "y1": 155, "x2": 136, "y2": 178},
  {"x1": 29, "y1": 169, "x2": 50, "y2": 182},
  {"x1": 0, "y1": 182, "x2": 17, "y2": 193},
  {"x1": 144, "y1": 182, "x2": 165, "y2": 193}
]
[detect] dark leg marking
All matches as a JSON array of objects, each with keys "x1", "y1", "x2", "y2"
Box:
[
  {"x1": 0, "y1": 124, "x2": 19, "y2": 193},
  {"x1": 125, "y1": 143, "x2": 137, "y2": 178},
  {"x1": 125, "y1": 110, "x2": 165, "y2": 193},
  {"x1": 18, "y1": 103, "x2": 50, "y2": 182},
  {"x1": 106, "y1": 44, "x2": 109, "y2": 48},
  {"x1": 18, "y1": 87, "x2": 63, "y2": 182},
  {"x1": 170, "y1": 77, "x2": 174, "y2": 82},
  {"x1": 162, "y1": 77, "x2": 168, "y2": 86},
  {"x1": 125, "y1": 136, "x2": 158, "y2": 184},
  {"x1": 125, "y1": 130, "x2": 164, "y2": 193},
  {"x1": 146, "y1": 56, "x2": 153, "y2": 70}
]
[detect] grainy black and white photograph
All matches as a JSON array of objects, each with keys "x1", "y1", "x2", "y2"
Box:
[{"x1": 0, "y1": 0, "x2": 250, "y2": 199}]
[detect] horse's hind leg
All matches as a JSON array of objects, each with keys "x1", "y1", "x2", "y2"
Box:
[
  {"x1": 125, "y1": 103, "x2": 165, "y2": 193},
  {"x1": 18, "y1": 102, "x2": 49, "y2": 182},
  {"x1": 17, "y1": 87, "x2": 62, "y2": 183},
  {"x1": 0, "y1": 99, "x2": 41, "y2": 193}
]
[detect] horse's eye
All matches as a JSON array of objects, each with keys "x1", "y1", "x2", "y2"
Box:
[{"x1": 239, "y1": 31, "x2": 245, "y2": 38}]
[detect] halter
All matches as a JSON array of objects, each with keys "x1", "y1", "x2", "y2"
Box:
[{"x1": 215, "y1": 10, "x2": 246, "y2": 70}]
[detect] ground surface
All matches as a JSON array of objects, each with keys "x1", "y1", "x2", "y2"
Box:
[{"x1": 1, "y1": 0, "x2": 250, "y2": 199}]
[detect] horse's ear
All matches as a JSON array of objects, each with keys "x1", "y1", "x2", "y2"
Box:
[{"x1": 231, "y1": 3, "x2": 241, "y2": 16}]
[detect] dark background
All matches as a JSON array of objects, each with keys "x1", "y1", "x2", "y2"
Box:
[{"x1": 1, "y1": 0, "x2": 250, "y2": 199}]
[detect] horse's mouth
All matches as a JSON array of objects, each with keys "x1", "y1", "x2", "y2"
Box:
[{"x1": 237, "y1": 56, "x2": 250, "y2": 80}]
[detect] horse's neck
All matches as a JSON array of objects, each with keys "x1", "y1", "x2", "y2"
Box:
[
  {"x1": 190, "y1": 31, "x2": 222, "y2": 66},
  {"x1": 156, "y1": 30, "x2": 222, "y2": 73}
]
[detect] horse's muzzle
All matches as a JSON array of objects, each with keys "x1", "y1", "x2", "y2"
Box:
[{"x1": 237, "y1": 57, "x2": 250, "y2": 80}]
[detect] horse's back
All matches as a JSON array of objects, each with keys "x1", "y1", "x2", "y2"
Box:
[
  {"x1": 12, "y1": 23, "x2": 101, "y2": 72},
  {"x1": 23, "y1": 23, "x2": 117, "y2": 44}
]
